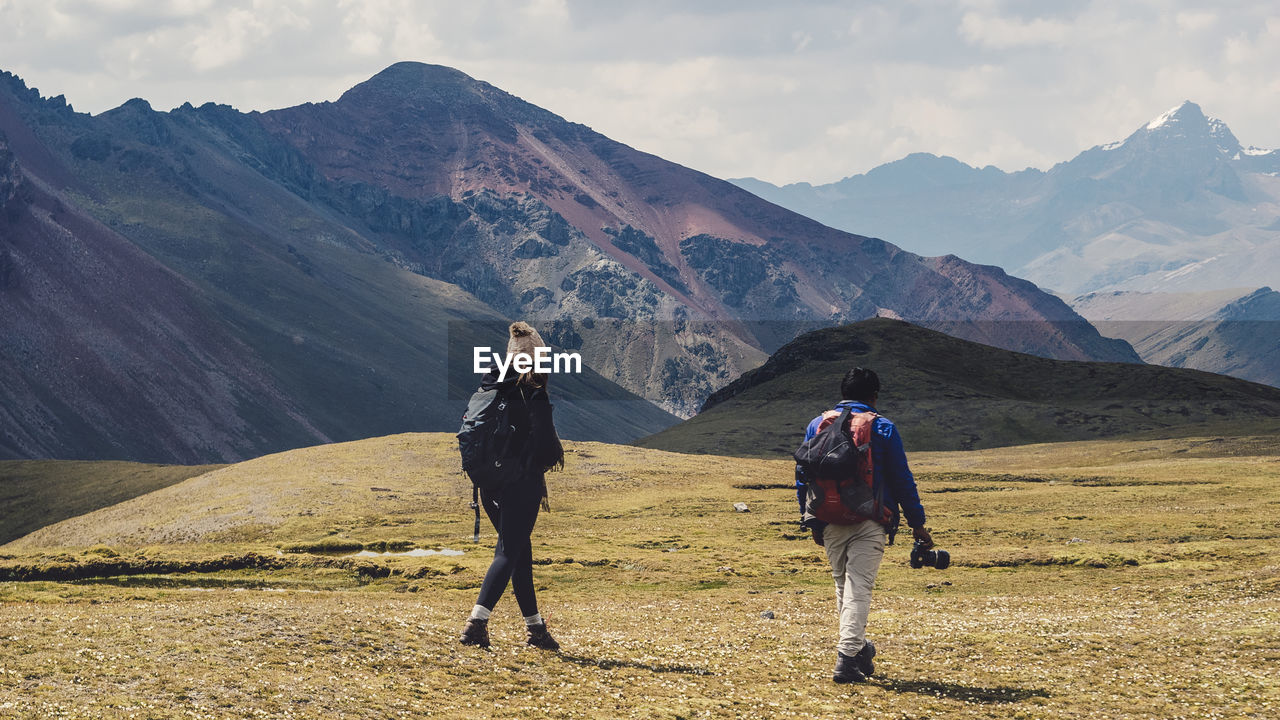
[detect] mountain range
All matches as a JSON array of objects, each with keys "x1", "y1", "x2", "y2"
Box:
[
  {"x1": 732, "y1": 101, "x2": 1280, "y2": 389},
  {"x1": 1, "y1": 62, "x2": 1135, "y2": 463},
  {"x1": 1071, "y1": 286, "x2": 1280, "y2": 388},
  {"x1": 733, "y1": 101, "x2": 1280, "y2": 297}
]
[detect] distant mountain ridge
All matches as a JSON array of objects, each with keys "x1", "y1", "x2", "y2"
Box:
[
  {"x1": 1071, "y1": 287, "x2": 1280, "y2": 388},
  {"x1": 1, "y1": 63, "x2": 1135, "y2": 462},
  {"x1": 636, "y1": 318, "x2": 1280, "y2": 456},
  {"x1": 733, "y1": 101, "x2": 1280, "y2": 296}
]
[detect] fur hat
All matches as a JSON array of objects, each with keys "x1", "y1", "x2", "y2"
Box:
[
  {"x1": 507, "y1": 321, "x2": 546, "y2": 359},
  {"x1": 507, "y1": 322, "x2": 549, "y2": 388}
]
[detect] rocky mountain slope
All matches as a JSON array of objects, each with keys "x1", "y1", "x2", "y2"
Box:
[
  {"x1": 636, "y1": 318, "x2": 1280, "y2": 456},
  {"x1": 1071, "y1": 287, "x2": 1280, "y2": 388},
  {"x1": 1, "y1": 63, "x2": 1135, "y2": 462},
  {"x1": 0, "y1": 78, "x2": 678, "y2": 462},
  {"x1": 735, "y1": 102, "x2": 1280, "y2": 297}
]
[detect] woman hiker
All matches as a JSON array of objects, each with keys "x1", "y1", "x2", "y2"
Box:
[{"x1": 459, "y1": 321, "x2": 565, "y2": 650}]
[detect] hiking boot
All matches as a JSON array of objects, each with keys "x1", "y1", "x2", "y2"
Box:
[
  {"x1": 459, "y1": 618, "x2": 490, "y2": 648},
  {"x1": 525, "y1": 622, "x2": 560, "y2": 651},
  {"x1": 833, "y1": 652, "x2": 867, "y2": 684},
  {"x1": 853, "y1": 639, "x2": 876, "y2": 677}
]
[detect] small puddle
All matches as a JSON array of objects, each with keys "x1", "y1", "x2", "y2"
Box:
[{"x1": 347, "y1": 548, "x2": 464, "y2": 558}]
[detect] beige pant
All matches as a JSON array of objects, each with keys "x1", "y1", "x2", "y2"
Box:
[{"x1": 823, "y1": 518, "x2": 886, "y2": 656}]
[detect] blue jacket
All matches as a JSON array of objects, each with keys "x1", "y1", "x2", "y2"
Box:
[{"x1": 795, "y1": 401, "x2": 926, "y2": 533}]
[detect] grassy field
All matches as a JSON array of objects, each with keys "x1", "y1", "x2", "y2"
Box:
[{"x1": 2, "y1": 432, "x2": 1278, "y2": 719}]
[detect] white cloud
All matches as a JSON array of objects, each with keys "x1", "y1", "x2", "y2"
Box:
[
  {"x1": 337, "y1": 0, "x2": 437, "y2": 59},
  {"x1": 1175, "y1": 10, "x2": 1217, "y2": 32},
  {"x1": 958, "y1": 12, "x2": 1073, "y2": 48},
  {"x1": 523, "y1": 0, "x2": 568, "y2": 23},
  {"x1": 188, "y1": 7, "x2": 266, "y2": 70}
]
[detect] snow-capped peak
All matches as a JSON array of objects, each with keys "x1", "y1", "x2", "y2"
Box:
[
  {"x1": 1094, "y1": 101, "x2": 1255, "y2": 158},
  {"x1": 1145, "y1": 102, "x2": 1190, "y2": 130},
  {"x1": 1133, "y1": 100, "x2": 1242, "y2": 155},
  {"x1": 1144, "y1": 100, "x2": 1210, "y2": 130}
]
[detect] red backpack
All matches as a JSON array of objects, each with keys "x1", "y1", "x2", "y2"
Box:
[{"x1": 794, "y1": 405, "x2": 892, "y2": 526}]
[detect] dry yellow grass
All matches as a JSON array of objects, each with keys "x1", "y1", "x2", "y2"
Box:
[{"x1": 1, "y1": 431, "x2": 1278, "y2": 719}]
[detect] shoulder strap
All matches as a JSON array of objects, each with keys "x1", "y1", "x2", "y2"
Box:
[
  {"x1": 470, "y1": 486, "x2": 480, "y2": 543},
  {"x1": 817, "y1": 405, "x2": 853, "y2": 433},
  {"x1": 834, "y1": 405, "x2": 853, "y2": 435}
]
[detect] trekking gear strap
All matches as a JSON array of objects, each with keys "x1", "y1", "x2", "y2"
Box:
[
  {"x1": 470, "y1": 486, "x2": 480, "y2": 543},
  {"x1": 830, "y1": 405, "x2": 854, "y2": 492}
]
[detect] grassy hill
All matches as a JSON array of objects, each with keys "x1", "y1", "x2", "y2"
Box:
[
  {"x1": 6, "y1": 432, "x2": 774, "y2": 551},
  {"x1": 1, "y1": 431, "x2": 1278, "y2": 718},
  {"x1": 636, "y1": 318, "x2": 1280, "y2": 456},
  {"x1": 0, "y1": 460, "x2": 222, "y2": 545}
]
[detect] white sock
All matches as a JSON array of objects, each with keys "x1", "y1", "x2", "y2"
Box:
[
  {"x1": 523, "y1": 613, "x2": 544, "y2": 627},
  {"x1": 469, "y1": 605, "x2": 491, "y2": 621}
]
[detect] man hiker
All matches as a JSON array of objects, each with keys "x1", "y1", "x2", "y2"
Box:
[{"x1": 795, "y1": 367, "x2": 933, "y2": 683}]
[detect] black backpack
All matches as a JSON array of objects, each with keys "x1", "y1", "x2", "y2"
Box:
[{"x1": 457, "y1": 385, "x2": 525, "y2": 541}]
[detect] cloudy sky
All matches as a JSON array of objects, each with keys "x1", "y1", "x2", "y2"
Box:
[{"x1": 2, "y1": 0, "x2": 1277, "y2": 184}]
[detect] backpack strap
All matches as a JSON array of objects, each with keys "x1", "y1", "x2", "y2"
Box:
[
  {"x1": 470, "y1": 486, "x2": 480, "y2": 543},
  {"x1": 836, "y1": 404, "x2": 853, "y2": 430},
  {"x1": 814, "y1": 405, "x2": 852, "y2": 433},
  {"x1": 853, "y1": 411, "x2": 898, "y2": 543},
  {"x1": 828, "y1": 405, "x2": 855, "y2": 492}
]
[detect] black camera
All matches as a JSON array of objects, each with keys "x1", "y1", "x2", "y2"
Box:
[{"x1": 909, "y1": 540, "x2": 950, "y2": 569}]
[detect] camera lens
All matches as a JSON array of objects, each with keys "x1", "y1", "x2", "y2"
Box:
[{"x1": 910, "y1": 541, "x2": 949, "y2": 570}]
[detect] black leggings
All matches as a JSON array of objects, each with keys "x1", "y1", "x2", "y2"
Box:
[{"x1": 475, "y1": 477, "x2": 543, "y2": 617}]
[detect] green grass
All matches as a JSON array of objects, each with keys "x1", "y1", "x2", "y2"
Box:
[{"x1": 1, "y1": 431, "x2": 1278, "y2": 718}]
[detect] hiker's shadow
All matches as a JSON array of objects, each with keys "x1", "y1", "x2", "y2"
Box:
[
  {"x1": 556, "y1": 652, "x2": 710, "y2": 676},
  {"x1": 871, "y1": 676, "x2": 1048, "y2": 704}
]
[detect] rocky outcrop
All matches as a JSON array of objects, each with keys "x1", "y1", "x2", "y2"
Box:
[
  {"x1": 0, "y1": 136, "x2": 21, "y2": 212},
  {"x1": 606, "y1": 225, "x2": 689, "y2": 295}
]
